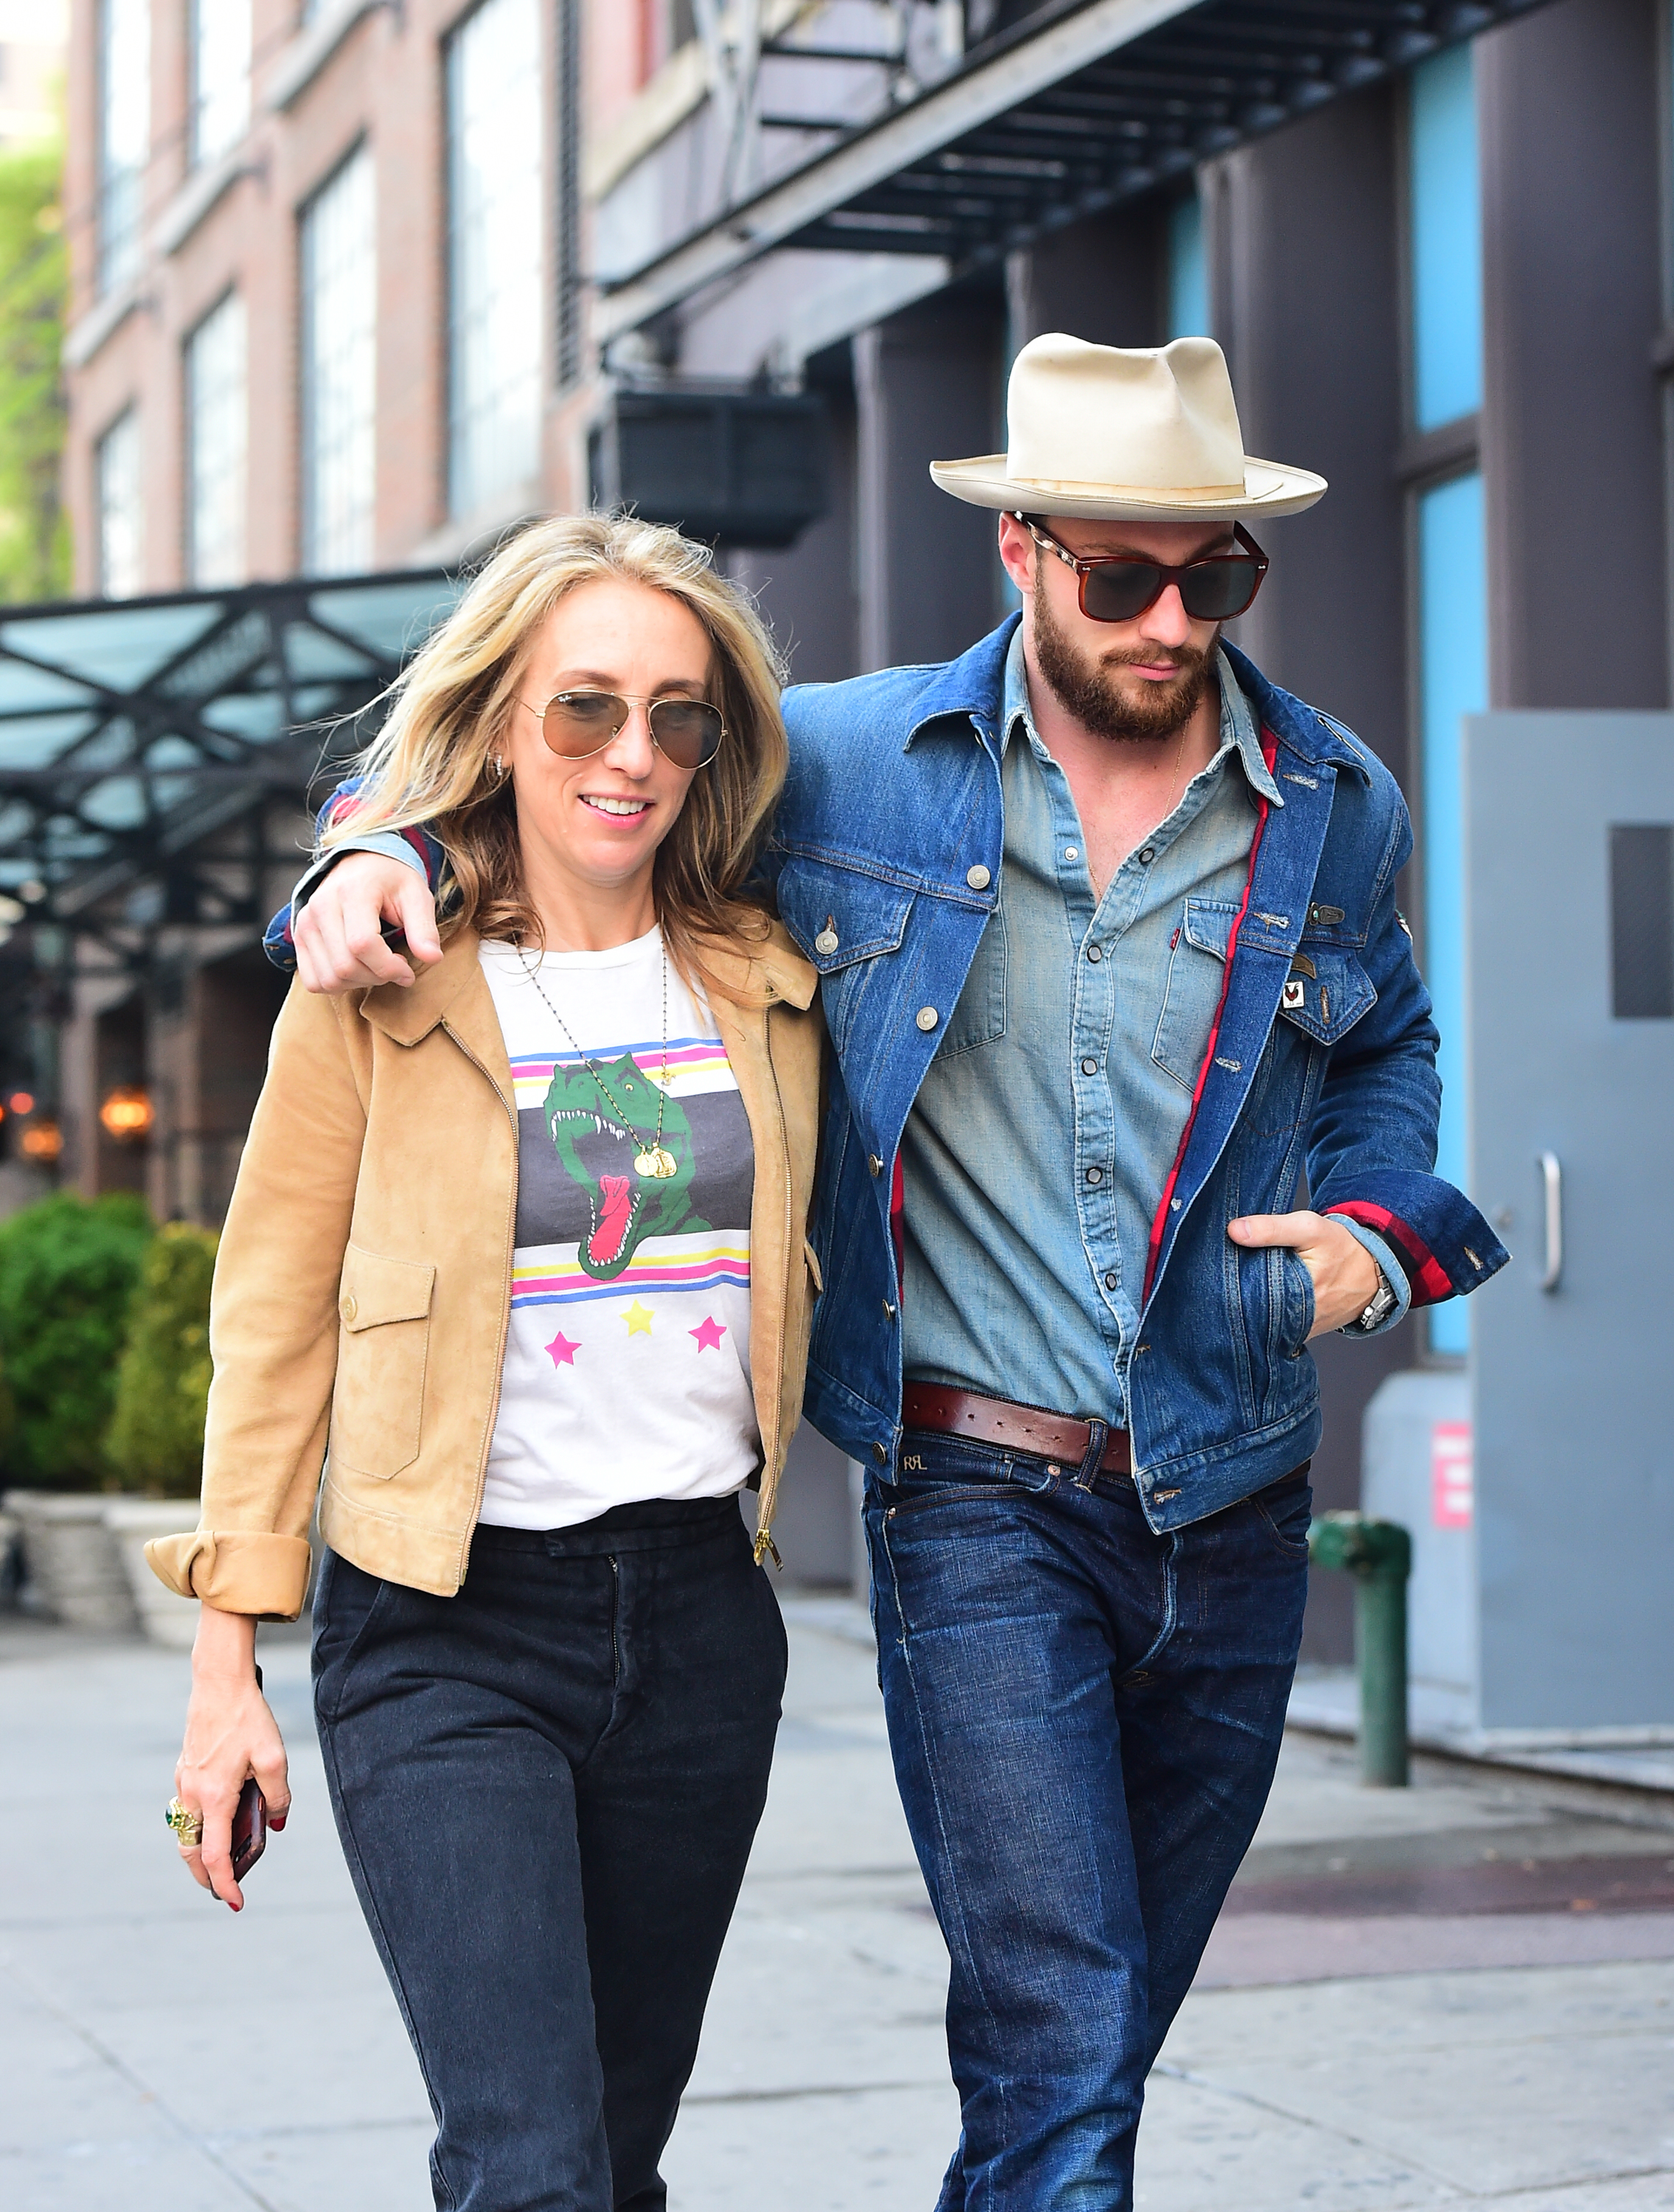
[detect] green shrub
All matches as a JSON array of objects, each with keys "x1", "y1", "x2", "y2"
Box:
[
  {"x1": 106, "y1": 1222, "x2": 218, "y2": 1495},
  {"x1": 0, "y1": 1192, "x2": 153, "y2": 1487}
]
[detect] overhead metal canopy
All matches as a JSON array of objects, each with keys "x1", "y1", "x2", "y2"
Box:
[
  {"x1": 597, "y1": 0, "x2": 1541, "y2": 344},
  {"x1": 0, "y1": 571, "x2": 462, "y2": 939}
]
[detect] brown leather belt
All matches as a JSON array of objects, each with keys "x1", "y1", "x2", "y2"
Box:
[{"x1": 901, "y1": 1383, "x2": 1133, "y2": 1475}]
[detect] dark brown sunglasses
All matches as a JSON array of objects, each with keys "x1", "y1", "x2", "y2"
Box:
[
  {"x1": 529, "y1": 690, "x2": 726, "y2": 771},
  {"x1": 1020, "y1": 516, "x2": 1269, "y2": 625}
]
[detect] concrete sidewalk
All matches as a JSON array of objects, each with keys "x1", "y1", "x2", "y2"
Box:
[{"x1": 2, "y1": 1599, "x2": 1673, "y2": 2210}]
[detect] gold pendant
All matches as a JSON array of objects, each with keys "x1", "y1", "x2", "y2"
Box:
[{"x1": 634, "y1": 1146, "x2": 678, "y2": 1180}]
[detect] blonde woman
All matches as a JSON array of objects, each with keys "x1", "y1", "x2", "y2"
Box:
[{"x1": 148, "y1": 517, "x2": 822, "y2": 2212}]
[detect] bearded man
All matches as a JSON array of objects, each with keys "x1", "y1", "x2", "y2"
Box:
[{"x1": 274, "y1": 336, "x2": 1505, "y2": 2208}]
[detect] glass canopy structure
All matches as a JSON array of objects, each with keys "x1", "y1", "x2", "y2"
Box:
[{"x1": 0, "y1": 570, "x2": 463, "y2": 942}]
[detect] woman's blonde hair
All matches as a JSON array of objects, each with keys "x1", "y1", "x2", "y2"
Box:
[{"x1": 324, "y1": 513, "x2": 789, "y2": 987}]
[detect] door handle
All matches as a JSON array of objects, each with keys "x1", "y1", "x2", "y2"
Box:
[{"x1": 1538, "y1": 1152, "x2": 1563, "y2": 1292}]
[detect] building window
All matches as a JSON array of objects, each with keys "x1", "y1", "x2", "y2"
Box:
[
  {"x1": 1410, "y1": 44, "x2": 1483, "y2": 431},
  {"x1": 301, "y1": 147, "x2": 377, "y2": 576},
  {"x1": 192, "y1": 0, "x2": 251, "y2": 169},
  {"x1": 186, "y1": 293, "x2": 249, "y2": 587},
  {"x1": 1166, "y1": 190, "x2": 1209, "y2": 340},
  {"x1": 1409, "y1": 43, "x2": 1486, "y2": 1359},
  {"x1": 97, "y1": 0, "x2": 150, "y2": 295},
  {"x1": 97, "y1": 409, "x2": 142, "y2": 598},
  {"x1": 447, "y1": 0, "x2": 543, "y2": 520}
]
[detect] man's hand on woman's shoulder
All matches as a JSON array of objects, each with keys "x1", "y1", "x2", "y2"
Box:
[{"x1": 293, "y1": 854, "x2": 445, "y2": 994}]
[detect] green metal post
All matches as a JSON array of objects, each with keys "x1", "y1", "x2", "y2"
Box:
[{"x1": 1307, "y1": 1512, "x2": 1412, "y2": 1787}]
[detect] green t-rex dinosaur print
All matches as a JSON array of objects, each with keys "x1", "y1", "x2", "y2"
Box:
[{"x1": 542, "y1": 1056, "x2": 708, "y2": 1279}]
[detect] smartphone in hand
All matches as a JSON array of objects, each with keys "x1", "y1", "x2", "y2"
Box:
[{"x1": 231, "y1": 1776, "x2": 266, "y2": 1882}]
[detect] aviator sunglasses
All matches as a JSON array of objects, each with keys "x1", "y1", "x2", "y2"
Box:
[
  {"x1": 1019, "y1": 515, "x2": 1270, "y2": 625},
  {"x1": 528, "y1": 689, "x2": 726, "y2": 771}
]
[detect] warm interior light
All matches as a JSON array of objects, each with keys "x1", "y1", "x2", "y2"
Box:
[
  {"x1": 20, "y1": 1119, "x2": 62, "y2": 1162},
  {"x1": 8, "y1": 1091, "x2": 34, "y2": 1113},
  {"x1": 99, "y1": 1086, "x2": 156, "y2": 1140}
]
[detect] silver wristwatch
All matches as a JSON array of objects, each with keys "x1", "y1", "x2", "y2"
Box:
[{"x1": 1354, "y1": 1267, "x2": 1397, "y2": 1332}]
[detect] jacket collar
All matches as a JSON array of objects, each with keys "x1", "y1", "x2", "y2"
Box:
[
  {"x1": 1220, "y1": 640, "x2": 1374, "y2": 784},
  {"x1": 903, "y1": 615, "x2": 1019, "y2": 753},
  {"x1": 359, "y1": 931, "x2": 484, "y2": 1046},
  {"x1": 693, "y1": 922, "x2": 819, "y2": 1012}
]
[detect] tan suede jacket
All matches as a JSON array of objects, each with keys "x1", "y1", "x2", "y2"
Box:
[{"x1": 147, "y1": 923, "x2": 823, "y2": 1620}]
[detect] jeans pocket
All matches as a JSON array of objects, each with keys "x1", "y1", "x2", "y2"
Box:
[
  {"x1": 1250, "y1": 1467, "x2": 1314, "y2": 1559},
  {"x1": 312, "y1": 1551, "x2": 401, "y2": 1722}
]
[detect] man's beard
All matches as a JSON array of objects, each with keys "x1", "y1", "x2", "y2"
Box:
[{"x1": 1032, "y1": 588, "x2": 1215, "y2": 745}]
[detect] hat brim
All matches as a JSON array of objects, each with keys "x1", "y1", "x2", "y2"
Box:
[{"x1": 928, "y1": 452, "x2": 1327, "y2": 521}]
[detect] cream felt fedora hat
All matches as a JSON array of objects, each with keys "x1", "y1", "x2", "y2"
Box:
[{"x1": 931, "y1": 333, "x2": 1327, "y2": 521}]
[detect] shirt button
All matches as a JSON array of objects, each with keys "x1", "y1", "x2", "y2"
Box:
[
  {"x1": 869, "y1": 1154, "x2": 883, "y2": 1176},
  {"x1": 339, "y1": 1294, "x2": 358, "y2": 1324},
  {"x1": 1080, "y1": 1057, "x2": 1098, "y2": 1076},
  {"x1": 1138, "y1": 845, "x2": 1156, "y2": 864},
  {"x1": 1086, "y1": 945, "x2": 1102, "y2": 963},
  {"x1": 1105, "y1": 1271, "x2": 1119, "y2": 1290},
  {"x1": 965, "y1": 864, "x2": 991, "y2": 890},
  {"x1": 1085, "y1": 1166, "x2": 1103, "y2": 1185},
  {"x1": 872, "y1": 1441, "x2": 889, "y2": 1464},
  {"x1": 916, "y1": 1006, "x2": 939, "y2": 1031},
  {"x1": 1064, "y1": 846, "x2": 1079, "y2": 862}
]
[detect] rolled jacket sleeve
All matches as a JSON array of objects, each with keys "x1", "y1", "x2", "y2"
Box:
[{"x1": 1325, "y1": 1214, "x2": 1411, "y2": 1336}]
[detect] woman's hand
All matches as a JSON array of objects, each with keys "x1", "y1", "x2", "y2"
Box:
[
  {"x1": 292, "y1": 852, "x2": 444, "y2": 995},
  {"x1": 175, "y1": 1606, "x2": 292, "y2": 1911},
  {"x1": 1226, "y1": 1210, "x2": 1380, "y2": 1336}
]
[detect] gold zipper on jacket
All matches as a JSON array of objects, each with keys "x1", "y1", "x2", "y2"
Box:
[{"x1": 748, "y1": 982, "x2": 798, "y2": 1573}]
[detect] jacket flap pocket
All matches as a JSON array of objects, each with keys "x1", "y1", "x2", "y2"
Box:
[
  {"x1": 1182, "y1": 897, "x2": 1241, "y2": 961},
  {"x1": 1279, "y1": 949, "x2": 1376, "y2": 1043},
  {"x1": 776, "y1": 856, "x2": 915, "y2": 974},
  {"x1": 339, "y1": 1246, "x2": 436, "y2": 1332}
]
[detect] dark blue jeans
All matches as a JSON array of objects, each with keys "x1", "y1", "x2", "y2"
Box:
[
  {"x1": 866, "y1": 1428, "x2": 1311, "y2": 2212},
  {"x1": 312, "y1": 1496, "x2": 785, "y2": 2212}
]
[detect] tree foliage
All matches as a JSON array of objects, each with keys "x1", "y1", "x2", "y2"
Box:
[
  {"x1": 106, "y1": 1222, "x2": 219, "y2": 1495},
  {"x1": 0, "y1": 1192, "x2": 153, "y2": 1487},
  {"x1": 0, "y1": 139, "x2": 67, "y2": 605}
]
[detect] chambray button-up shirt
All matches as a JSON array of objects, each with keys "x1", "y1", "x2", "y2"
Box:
[{"x1": 900, "y1": 630, "x2": 1282, "y2": 1427}]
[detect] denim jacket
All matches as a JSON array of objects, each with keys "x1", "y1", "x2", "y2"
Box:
[{"x1": 270, "y1": 618, "x2": 1507, "y2": 1531}]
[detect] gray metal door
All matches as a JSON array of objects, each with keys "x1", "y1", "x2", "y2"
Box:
[{"x1": 1466, "y1": 712, "x2": 1674, "y2": 1731}]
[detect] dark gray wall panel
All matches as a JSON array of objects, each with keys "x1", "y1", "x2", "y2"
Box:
[
  {"x1": 1005, "y1": 204, "x2": 1164, "y2": 351},
  {"x1": 1479, "y1": 0, "x2": 1668, "y2": 709},
  {"x1": 855, "y1": 292, "x2": 1007, "y2": 671},
  {"x1": 1203, "y1": 84, "x2": 1409, "y2": 789}
]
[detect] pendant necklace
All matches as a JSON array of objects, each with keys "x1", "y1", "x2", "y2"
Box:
[{"x1": 516, "y1": 934, "x2": 679, "y2": 1180}]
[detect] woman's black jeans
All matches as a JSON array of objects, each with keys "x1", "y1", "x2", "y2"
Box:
[{"x1": 312, "y1": 1496, "x2": 786, "y2": 2212}]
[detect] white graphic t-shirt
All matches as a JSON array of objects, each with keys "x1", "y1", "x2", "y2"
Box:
[{"x1": 476, "y1": 929, "x2": 758, "y2": 1528}]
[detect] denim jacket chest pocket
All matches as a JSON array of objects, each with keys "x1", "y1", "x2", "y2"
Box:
[
  {"x1": 1152, "y1": 897, "x2": 1240, "y2": 1089},
  {"x1": 1277, "y1": 940, "x2": 1378, "y2": 1044},
  {"x1": 776, "y1": 855, "x2": 916, "y2": 1056}
]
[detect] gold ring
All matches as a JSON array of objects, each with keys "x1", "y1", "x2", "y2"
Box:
[{"x1": 165, "y1": 1796, "x2": 204, "y2": 1848}]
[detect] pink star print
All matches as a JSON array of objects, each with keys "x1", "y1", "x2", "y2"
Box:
[
  {"x1": 545, "y1": 1330, "x2": 580, "y2": 1367},
  {"x1": 689, "y1": 1315, "x2": 727, "y2": 1352}
]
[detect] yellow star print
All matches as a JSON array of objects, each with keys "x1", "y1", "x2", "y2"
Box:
[{"x1": 622, "y1": 1299, "x2": 655, "y2": 1337}]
